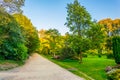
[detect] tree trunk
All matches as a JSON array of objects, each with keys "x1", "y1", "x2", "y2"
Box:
[
  {"x1": 98, "y1": 48, "x2": 102, "y2": 58},
  {"x1": 79, "y1": 52, "x2": 82, "y2": 63}
]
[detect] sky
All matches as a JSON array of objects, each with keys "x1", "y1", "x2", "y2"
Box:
[{"x1": 22, "y1": 0, "x2": 120, "y2": 35}]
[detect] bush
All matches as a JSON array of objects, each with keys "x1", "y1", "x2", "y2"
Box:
[
  {"x1": 107, "y1": 69, "x2": 120, "y2": 80},
  {"x1": 0, "y1": 11, "x2": 28, "y2": 61},
  {"x1": 107, "y1": 53, "x2": 114, "y2": 59},
  {"x1": 86, "y1": 49, "x2": 98, "y2": 55},
  {"x1": 82, "y1": 53, "x2": 88, "y2": 58},
  {"x1": 15, "y1": 43, "x2": 28, "y2": 61},
  {"x1": 60, "y1": 47, "x2": 75, "y2": 60},
  {"x1": 112, "y1": 36, "x2": 120, "y2": 64}
]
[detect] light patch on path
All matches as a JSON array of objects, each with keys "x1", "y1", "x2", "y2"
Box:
[{"x1": 0, "y1": 53, "x2": 84, "y2": 80}]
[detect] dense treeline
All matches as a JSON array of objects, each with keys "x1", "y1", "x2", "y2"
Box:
[
  {"x1": 0, "y1": 0, "x2": 39, "y2": 62},
  {"x1": 0, "y1": 11, "x2": 28, "y2": 61},
  {"x1": 13, "y1": 14, "x2": 40, "y2": 54}
]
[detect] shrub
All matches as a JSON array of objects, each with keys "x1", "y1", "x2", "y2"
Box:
[
  {"x1": 0, "y1": 11, "x2": 28, "y2": 61},
  {"x1": 15, "y1": 43, "x2": 28, "y2": 61},
  {"x1": 60, "y1": 47, "x2": 75, "y2": 60},
  {"x1": 86, "y1": 49, "x2": 98, "y2": 55},
  {"x1": 107, "y1": 69, "x2": 120, "y2": 80},
  {"x1": 107, "y1": 52, "x2": 114, "y2": 59},
  {"x1": 112, "y1": 36, "x2": 120, "y2": 64},
  {"x1": 82, "y1": 53, "x2": 88, "y2": 58}
]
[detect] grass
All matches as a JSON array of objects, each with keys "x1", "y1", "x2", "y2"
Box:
[
  {"x1": 0, "y1": 60, "x2": 23, "y2": 71},
  {"x1": 42, "y1": 55, "x2": 116, "y2": 80}
]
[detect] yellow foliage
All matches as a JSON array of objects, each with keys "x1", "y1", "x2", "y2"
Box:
[{"x1": 99, "y1": 18, "x2": 120, "y2": 36}]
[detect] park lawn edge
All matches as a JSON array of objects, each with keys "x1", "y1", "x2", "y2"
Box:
[{"x1": 41, "y1": 54, "x2": 94, "y2": 80}]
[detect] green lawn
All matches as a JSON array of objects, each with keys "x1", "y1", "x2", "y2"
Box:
[{"x1": 43, "y1": 55, "x2": 116, "y2": 80}]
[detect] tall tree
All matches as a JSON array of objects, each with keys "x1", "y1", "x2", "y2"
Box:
[
  {"x1": 87, "y1": 22, "x2": 106, "y2": 56},
  {"x1": 98, "y1": 18, "x2": 120, "y2": 53},
  {"x1": 98, "y1": 18, "x2": 120, "y2": 36},
  {"x1": 0, "y1": 0, "x2": 25, "y2": 14},
  {"x1": 65, "y1": 0, "x2": 91, "y2": 36},
  {"x1": 39, "y1": 29, "x2": 61, "y2": 56},
  {"x1": 65, "y1": 0, "x2": 91, "y2": 62},
  {"x1": 45, "y1": 29, "x2": 60, "y2": 57},
  {"x1": 39, "y1": 29, "x2": 50, "y2": 54},
  {"x1": 13, "y1": 14, "x2": 40, "y2": 54}
]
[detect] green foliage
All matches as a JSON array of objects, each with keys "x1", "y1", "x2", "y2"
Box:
[
  {"x1": 15, "y1": 43, "x2": 28, "y2": 61},
  {"x1": 106, "y1": 37, "x2": 112, "y2": 51},
  {"x1": 87, "y1": 22, "x2": 105, "y2": 49},
  {"x1": 65, "y1": 0, "x2": 91, "y2": 62},
  {"x1": 45, "y1": 28, "x2": 60, "y2": 56},
  {"x1": 69, "y1": 35, "x2": 91, "y2": 54},
  {"x1": 13, "y1": 14, "x2": 40, "y2": 54},
  {"x1": 0, "y1": 11, "x2": 28, "y2": 61},
  {"x1": 112, "y1": 36, "x2": 120, "y2": 64},
  {"x1": 86, "y1": 49, "x2": 98, "y2": 55},
  {"x1": 27, "y1": 28, "x2": 40, "y2": 53},
  {"x1": 107, "y1": 69, "x2": 120, "y2": 80},
  {"x1": 107, "y1": 52, "x2": 114, "y2": 59},
  {"x1": 65, "y1": 0, "x2": 91, "y2": 36},
  {"x1": 60, "y1": 47, "x2": 75, "y2": 60},
  {"x1": 82, "y1": 53, "x2": 88, "y2": 58}
]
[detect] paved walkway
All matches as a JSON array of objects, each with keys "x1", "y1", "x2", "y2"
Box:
[{"x1": 0, "y1": 53, "x2": 84, "y2": 80}]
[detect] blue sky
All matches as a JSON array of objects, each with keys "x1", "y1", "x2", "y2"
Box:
[{"x1": 22, "y1": 0, "x2": 120, "y2": 35}]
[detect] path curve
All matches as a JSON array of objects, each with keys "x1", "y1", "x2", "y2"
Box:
[{"x1": 0, "y1": 53, "x2": 84, "y2": 80}]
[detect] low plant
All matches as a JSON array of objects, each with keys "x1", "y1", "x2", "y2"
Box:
[
  {"x1": 107, "y1": 69, "x2": 120, "y2": 80},
  {"x1": 60, "y1": 47, "x2": 75, "y2": 60}
]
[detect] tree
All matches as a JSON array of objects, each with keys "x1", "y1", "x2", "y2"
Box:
[
  {"x1": 39, "y1": 29, "x2": 50, "y2": 54},
  {"x1": 45, "y1": 29, "x2": 61, "y2": 57},
  {"x1": 0, "y1": 0, "x2": 25, "y2": 14},
  {"x1": 65, "y1": 0, "x2": 91, "y2": 36},
  {"x1": 99, "y1": 18, "x2": 120, "y2": 36},
  {"x1": 112, "y1": 36, "x2": 120, "y2": 64},
  {"x1": 65, "y1": 0, "x2": 91, "y2": 62},
  {"x1": 13, "y1": 14, "x2": 40, "y2": 54},
  {"x1": 98, "y1": 18, "x2": 120, "y2": 54},
  {"x1": 69, "y1": 35, "x2": 90, "y2": 61},
  {"x1": 0, "y1": 11, "x2": 28, "y2": 61},
  {"x1": 87, "y1": 22, "x2": 106, "y2": 56}
]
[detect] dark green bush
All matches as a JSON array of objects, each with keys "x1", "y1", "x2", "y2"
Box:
[
  {"x1": 15, "y1": 43, "x2": 28, "y2": 61},
  {"x1": 82, "y1": 53, "x2": 88, "y2": 58},
  {"x1": 107, "y1": 53, "x2": 114, "y2": 59},
  {"x1": 112, "y1": 36, "x2": 120, "y2": 64},
  {"x1": 107, "y1": 69, "x2": 120, "y2": 80},
  {"x1": 60, "y1": 47, "x2": 75, "y2": 60},
  {"x1": 0, "y1": 11, "x2": 28, "y2": 61}
]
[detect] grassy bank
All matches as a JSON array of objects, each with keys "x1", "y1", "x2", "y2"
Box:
[
  {"x1": 42, "y1": 55, "x2": 116, "y2": 80},
  {"x1": 0, "y1": 60, "x2": 23, "y2": 71}
]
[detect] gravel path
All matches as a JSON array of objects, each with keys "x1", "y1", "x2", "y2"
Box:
[{"x1": 0, "y1": 53, "x2": 84, "y2": 80}]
